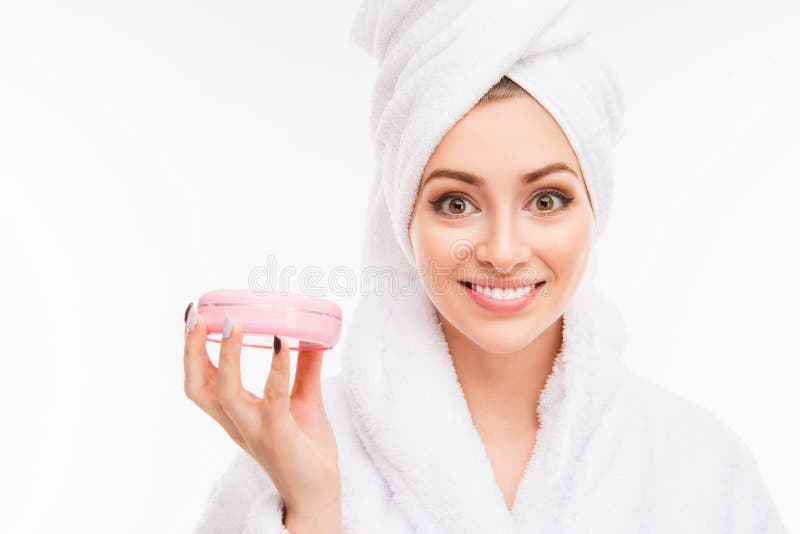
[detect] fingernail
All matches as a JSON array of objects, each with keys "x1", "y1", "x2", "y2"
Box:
[
  {"x1": 273, "y1": 335, "x2": 281, "y2": 354},
  {"x1": 184, "y1": 302, "x2": 193, "y2": 322},
  {"x1": 186, "y1": 305, "x2": 198, "y2": 334},
  {"x1": 222, "y1": 315, "x2": 233, "y2": 339}
]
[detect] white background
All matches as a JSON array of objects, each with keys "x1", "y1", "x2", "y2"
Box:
[{"x1": 1, "y1": 0, "x2": 797, "y2": 532}]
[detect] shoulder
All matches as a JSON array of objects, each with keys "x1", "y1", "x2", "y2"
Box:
[
  {"x1": 616, "y1": 372, "x2": 787, "y2": 530},
  {"x1": 625, "y1": 371, "x2": 744, "y2": 442},
  {"x1": 614, "y1": 370, "x2": 760, "y2": 471}
]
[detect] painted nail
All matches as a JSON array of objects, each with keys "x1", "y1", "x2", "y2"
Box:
[
  {"x1": 184, "y1": 302, "x2": 193, "y2": 322},
  {"x1": 273, "y1": 335, "x2": 281, "y2": 354},
  {"x1": 222, "y1": 315, "x2": 233, "y2": 339},
  {"x1": 186, "y1": 305, "x2": 198, "y2": 334}
]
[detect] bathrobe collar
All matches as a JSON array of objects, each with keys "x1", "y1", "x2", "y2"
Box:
[{"x1": 341, "y1": 269, "x2": 630, "y2": 534}]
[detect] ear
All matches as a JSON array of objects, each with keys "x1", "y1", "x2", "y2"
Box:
[
  {"x1": 407, "y1": 208, "x2": 415, "y2": 253},
  {"x1": 407, "y1": 225, "x2": 415, "y2": 263}
]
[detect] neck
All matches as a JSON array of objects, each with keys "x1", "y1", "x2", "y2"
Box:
[{"x1": 439, "y1": 313, "x2": 564, "y2": 435}]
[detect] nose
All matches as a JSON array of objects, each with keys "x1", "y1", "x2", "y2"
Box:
[{"x1": 473, "y1": 214, "x2": 532, "y2": 274}]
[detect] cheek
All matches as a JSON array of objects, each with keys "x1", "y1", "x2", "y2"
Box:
[
  {"x1": 410, "y1": 215, "x2": 465, "y2": 269},
  {"x1": 532, "y1": 214, "x2": 593, "y2": 275},
  {"x1": 410, "y1": 216, "x2": 480, "y2": 301}
]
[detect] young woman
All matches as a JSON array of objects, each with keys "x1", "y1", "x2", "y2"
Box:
[{"x1": 184, "y1": 2, "x2": 787, "y2": 533}]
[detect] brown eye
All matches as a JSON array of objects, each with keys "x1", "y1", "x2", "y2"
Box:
[
  {"x1": 528, "y1": 190, "x2": 574, "y2": 215},
  {"x1": 535, "y1": 194, "x2": 557, "y2": 211},
  {"x1": 448, "y1": 198, "x2": 466, "y2": 214},
  {"x1": 430, "y1": 194, "x2": 478, "y2": 218}
]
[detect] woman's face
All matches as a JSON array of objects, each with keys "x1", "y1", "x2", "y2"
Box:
[{"x1": 408, "y1": 96, "x2": 594, "y2": 355}]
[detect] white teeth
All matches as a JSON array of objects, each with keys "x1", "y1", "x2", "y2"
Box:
[{"x1": 473, "y1": 284, "x2": 534, "y2": 300}]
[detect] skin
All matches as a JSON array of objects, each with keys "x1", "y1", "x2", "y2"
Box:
[{"x1": 407, "y1": 96, "x2": 595, "y2": 511}]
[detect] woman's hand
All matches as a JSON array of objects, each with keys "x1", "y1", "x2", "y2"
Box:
[{"x1": 182, "y1": 304, "x2": 342, "y2": 523}]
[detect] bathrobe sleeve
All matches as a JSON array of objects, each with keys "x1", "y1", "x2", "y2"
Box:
[
  {"x1": 727, "y1": 437, "x2": 788, "y2": 533},
  {"x1": 192, "y1": 448, "x2": 289, "y2": 534}
]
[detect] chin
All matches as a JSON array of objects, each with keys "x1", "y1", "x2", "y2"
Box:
[{"x1": 435, "y1": 299, "x2": 550, "y2": 355}]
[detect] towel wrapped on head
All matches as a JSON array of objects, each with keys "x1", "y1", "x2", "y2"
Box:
[{"x1": 348, "y1": 0, "x2": 625, "y2": 274}]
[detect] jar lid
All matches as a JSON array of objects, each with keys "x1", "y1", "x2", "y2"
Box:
[{"x1": 198, "y1": 289, "x2": 342, "y2": 320}]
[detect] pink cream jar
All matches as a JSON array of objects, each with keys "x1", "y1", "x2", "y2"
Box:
[{"x1": 196, "y1": 289, "x2": 342, "y2": 351}]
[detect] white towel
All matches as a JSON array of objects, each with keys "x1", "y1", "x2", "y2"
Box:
[{"x1": 348, "y1": 0, "x2": 625, "y2": 271}]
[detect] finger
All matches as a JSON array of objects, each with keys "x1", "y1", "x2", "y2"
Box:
[
  {"x1": 183, "y1": 309, "x2": 249, "y2": 450},
  {"x1": 262, "y1": 335, "x2": 291, "y2": 420},
  {"x1": 183, "y1": 303, "x2": 213, "y2": 398},
  {"x1": 216, "y1": 316, "x2": 255, "y2": 427},
  {"x1": 290, "y1": 346, "x2": 325, "y2": 406}
]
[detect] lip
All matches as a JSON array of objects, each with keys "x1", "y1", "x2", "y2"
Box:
[{"x1": 460, "y1": 280, "x2": 545, "y2": 314}]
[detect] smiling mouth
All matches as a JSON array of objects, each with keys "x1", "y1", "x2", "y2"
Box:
[{"x1": 458, "y1": 280, "x2": 546, "y2": 300}]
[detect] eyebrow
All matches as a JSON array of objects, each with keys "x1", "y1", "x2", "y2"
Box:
[{"x1": 421, "y1": 162, "x2": 579, "y2": 189}]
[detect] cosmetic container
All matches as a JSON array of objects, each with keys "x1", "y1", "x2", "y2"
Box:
[{"x1": 196, "y1": 289, "x2": 342, "y2": 351}]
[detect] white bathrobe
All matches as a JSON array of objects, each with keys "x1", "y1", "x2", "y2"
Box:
[{"x1": 192, "y1": 279, "x2": 787, "y2": 533}]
